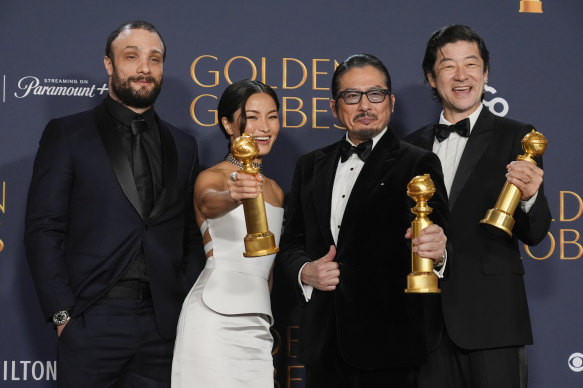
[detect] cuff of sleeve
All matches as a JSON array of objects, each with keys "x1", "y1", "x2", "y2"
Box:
[
  {"x1": 298, "y1": 262, "x2": 314, "y2": 302},
  {"x1": 433, "y1": 251, "x2": 447, "y2": 278},
  {"x1": 520, "y1": 191, "x2": 538, "y2": 213}
]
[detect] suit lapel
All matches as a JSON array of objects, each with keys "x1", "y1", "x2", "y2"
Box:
[
  {"x1": 449, "y1": 109, "x2": 496, "y2": 209},
  {"x1": 148, "y1": 118, "x2": 178, "y2": 222},
  {"x1": 313, "y1": 142, "x2": 341, "y2": 246},
  {"x1": 338, "y1": 130, "x2": 399, "y2": 244},
  {"x1": 94, "y1": 103, "x2": 144, "y2": 220},
  {"x1": 411, "y1": 124, "x2": 435, "y2": 151}
]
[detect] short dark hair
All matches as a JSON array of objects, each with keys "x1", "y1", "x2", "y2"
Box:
[
  {"x1": 422, "y1": 25, "x2": 489, "y2": 100},
  {"x1": 105, "y1": 20, "x2": 166, "y2": 62},
  {"x1": 331, "y1": 53, "x2": 392, "y2": 100},
  {"x1": 217, "y1": 79, "x2": 280, "y2": 149}
]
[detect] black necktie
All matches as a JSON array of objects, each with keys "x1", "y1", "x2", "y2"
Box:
[
  {"x1": 434, "y1": 118, "x2": 471, "y2": 142},
  {"x1": 130, "y1": 117, "x2": 154, "y2": 218},
  {"x1": 340, "y1": 139, "x2": 373, "y2": 162}
]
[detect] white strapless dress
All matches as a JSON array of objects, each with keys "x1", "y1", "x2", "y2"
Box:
[{"x1": 171, "y1": 203, "x2": 283, "y2": 388}]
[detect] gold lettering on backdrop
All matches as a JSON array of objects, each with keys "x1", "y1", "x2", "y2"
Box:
[
  {"x1": 190, "y1": 94, "x2": 218, "y2": 127},
  {"x1": 260, "y1": 57, "x2": 277, "y2": 89},
  {"x1": 312, "y1": 97, "x2": 330, "y2": 129},
  {"x1": 282, "y1": 58, "x2": 308, "y2": 89},
  {"x1": 560, "y1": 191, "x2": 583, "y2": 222},
  {"x1": 0, "y1": 181, "x2": 5, "y2": 214},
  {"x1": 525, "y1": 232, "x2": 555, "y2": 260},
  {"x1": 190, "y1": 55, "x2": 219, "y2": 87},
  {"x1": 224, "y1": 56, "x2": 257, "y2": 85},
  {"x1": 524, "y1": 190, "x2": 582, "y2": 260},
  {"x1": 560, "y1": 229, "x2": 583, "y2": 260},
  {"x1": 287, "y1": 325, "x2": 299, "y2": 358},
  {"x1": 189, "y1": 56, "x2": 343, "y2": 129},
  {"x1": 312, "y1": 59, "x2": 330, "y2": 90},
  {"x1": 288, "y1": 365, "x2": 304, "y2": 387},
  {"x1": 271, "y1": 327, "x2": 282, "y2": 356},
  {"x1": 282, "y1": 97, "x2": 307, "y2": 128}
]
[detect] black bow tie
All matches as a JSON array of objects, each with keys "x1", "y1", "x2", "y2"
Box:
[
  {"x1": 340, "y1": 139, "x2": 372, "y2": 162},
  {"x1": 434, "y1": 118, "x2": 470, "y2": 142}
]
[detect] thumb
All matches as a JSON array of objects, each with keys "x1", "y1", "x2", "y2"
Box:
[{"x1": 320, "y1": 245, "x2": 336, "y2": 262}]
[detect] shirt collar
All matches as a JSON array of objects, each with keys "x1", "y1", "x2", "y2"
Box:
[
  {"x1": 105, "y1": 95, "x2": 156, "y2": 129},
  {"x1": 439, "y1": 103, "x2": 483, "y2": 135}
]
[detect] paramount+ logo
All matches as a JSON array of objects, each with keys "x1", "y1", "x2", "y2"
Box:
[{"x1": 568, "y1": 352, "x2": 583, "y2": 373}]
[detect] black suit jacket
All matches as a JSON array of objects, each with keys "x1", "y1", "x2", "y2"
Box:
[
  {"x1": 404, "y1": 108, "x2": 551, "y2": 350},
  {"x1": 24, "y1": 101, "x2": 205, "y2": 339},
  {"x1": 278, "y1": 129, "x2": 449, "y2": 369}
]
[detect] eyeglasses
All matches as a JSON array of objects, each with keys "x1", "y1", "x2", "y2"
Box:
[{"x1": 336, "y1": 89, "x2": 391, "y2": 104}]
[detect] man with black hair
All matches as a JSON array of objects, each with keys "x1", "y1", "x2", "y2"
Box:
[
  {"x1": 406, "y1": 25, "x2": 551, "y2": 388},
  {"x1": 25, "y1": 21, "x2": 204, "y2": 387},
  {"x1": 279, "y1": 53, "x2": 449, "y2": 387}
]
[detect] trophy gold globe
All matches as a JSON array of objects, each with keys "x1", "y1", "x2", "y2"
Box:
[
  {"x1": 405, "y1": 174, "x2": 440, "y2": 294},
  {"x1": 231, "y1": 133, "x2": 279, "y2": 257},
  {"x1": 480, "y1": 129, "x2": 548, "y2": 237}
]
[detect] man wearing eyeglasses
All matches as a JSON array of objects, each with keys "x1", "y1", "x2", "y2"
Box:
[{"x1": 278, "y1": 53, "x2": 450, "y2": 387}]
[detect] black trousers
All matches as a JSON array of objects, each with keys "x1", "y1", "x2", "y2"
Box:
[
  {"x1": 306, "y1": 364, "x2": 418, "y2": 388},
  {"x1": 418, "y1": 330, "x2": 527, "y2": 388},
  {"x1": 305, "y1": 329, "x2": 418, "y2": 388},
  {"x1": 57, "y1": 297, "x2": 174, "y2": 388}
]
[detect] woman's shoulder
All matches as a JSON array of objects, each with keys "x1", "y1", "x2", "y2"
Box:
[
  {"x1": 196, "y1": 162, "x2": 233, "y2": 186},
  {"x1": 263, "y1": 176, "x2": 284, "y2": 207}
]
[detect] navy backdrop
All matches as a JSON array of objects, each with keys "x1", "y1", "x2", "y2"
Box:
[{"x1": 1, "y1": 1, "x2": 582, "y2": 386}]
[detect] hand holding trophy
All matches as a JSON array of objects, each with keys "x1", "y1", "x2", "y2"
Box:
[
  {"x1": 405, "y1": 174, "x2": 440, "y2": 294},
  {"x1": 480, "y1": 129, "x2": 548, "y2": 237},
  {"x1": 231, "y1": 133, "x2": 279, "y2": 257}
]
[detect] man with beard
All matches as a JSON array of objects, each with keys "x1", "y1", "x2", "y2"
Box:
[
  {"x1": 24, "y1": 21, "x2": 204, "y2": 388},
  {"x1": 278, "y1": 53, "x2": 450, "y2": 387}
]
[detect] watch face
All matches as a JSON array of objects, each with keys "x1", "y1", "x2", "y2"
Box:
[{"x1": 53, "y1": 311, "x2": 70, "y2": 326}]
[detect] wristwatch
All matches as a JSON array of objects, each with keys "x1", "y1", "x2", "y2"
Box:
[{"x1": 52, "y1": 310, "x2": 70, "y2": 326}]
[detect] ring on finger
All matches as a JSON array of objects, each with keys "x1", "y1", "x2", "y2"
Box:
[{"x1": 230, "y1": 171, "x2": 238, "y2": 181}]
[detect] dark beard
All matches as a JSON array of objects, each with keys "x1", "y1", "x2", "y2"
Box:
[
  {"x1": 347, "y1": 127, "x2": 386, "y2": 143},
  {"x1": 347, "y1": 112, "x2": 387, "y2": 141},
  {"x1": 111, "y1": 68, "x2": 162, "y2": 109}
]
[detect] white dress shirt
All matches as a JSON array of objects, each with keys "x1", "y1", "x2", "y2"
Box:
[
  {"x1": 299, "y1": 128, "x2": 387, "y2": 301},
  {"x1": 433, "y1": 103, "x2": 537, "y2": 212}
]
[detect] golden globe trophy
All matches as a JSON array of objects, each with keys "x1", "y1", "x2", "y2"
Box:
[
  {"x1": 405, "y1": 174, "x2": 440, "y2": 294},
  {"x1": 231, "y1": 133, "x2": 279, "y2": 257},
  {"x1": 480, "y1": 129, "x2": 548, "y2": 237}
]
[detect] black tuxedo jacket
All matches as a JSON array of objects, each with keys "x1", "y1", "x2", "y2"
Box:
[
  {"x1": 404, "y1": 108, "x2": 551, "y2": 350},
  {"x1": 25, "y1": 101, "x2": 205, "y2": 339},
  {"x1": 278, "y1": 129, "x2": 449, "y2": 369}
]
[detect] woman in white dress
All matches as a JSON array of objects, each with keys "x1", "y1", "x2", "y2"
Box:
[{"x1": 172, "y1": 80, "x2": 283, "y2": 387}]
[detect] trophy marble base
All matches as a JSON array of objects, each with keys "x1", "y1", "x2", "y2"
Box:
[
  {"x1": 481, "y1": 208, "x2": 515, "y2": 238},
  {"x1": 243, "y1": 232, "x2": 279, "y2": 257},
  {"x1": 405, "y1": 272, "x2": 441, "y2": 293}
]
